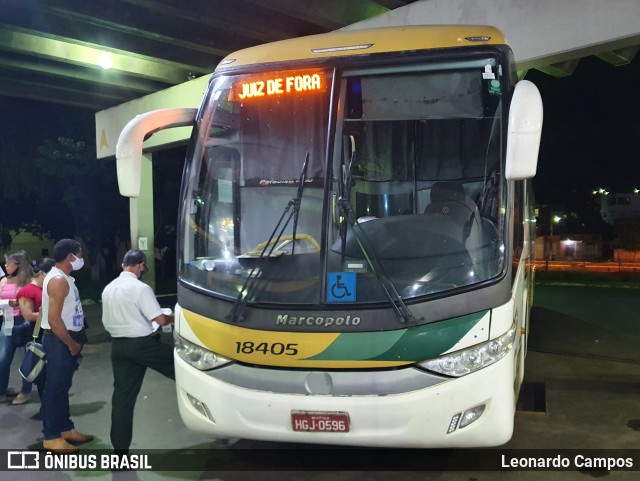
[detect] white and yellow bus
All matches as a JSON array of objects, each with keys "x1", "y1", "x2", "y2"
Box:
[{"x1": 117, "y1": 25, "x2": 542, "y2": 448}]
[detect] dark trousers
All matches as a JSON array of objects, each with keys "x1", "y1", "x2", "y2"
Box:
[
  {"x1": 110, "y1": 335, "x2": 175, "y2": 452},
  {"x1": 41, "y1": 330, "x2": 83, "y2": 440}
]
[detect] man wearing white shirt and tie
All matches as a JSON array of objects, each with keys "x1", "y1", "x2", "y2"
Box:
[{"x1": 101, "y1": 249, "x2": 174, "y2": 454}]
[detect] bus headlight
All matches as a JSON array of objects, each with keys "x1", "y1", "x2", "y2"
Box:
[
  {"x1": 173, "y1": 330, "x2": 231, "y2": 370},
  {"x1": 418, "y1": 325, "x2": 516, "y2": 377}
]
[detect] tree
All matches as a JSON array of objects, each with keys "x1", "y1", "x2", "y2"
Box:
[
  {"x1": 0, "y1": 98, "x2": 129, "y2": 260},
  {"x1": 0, "y1": 103, "x2": 46, "y2": 250},
  {"x1": 614, "y1": 218, "x2": 640, "y2": 252},
  {"x1": 35, "y1": 137, "x2": 129, "y2": 276}
]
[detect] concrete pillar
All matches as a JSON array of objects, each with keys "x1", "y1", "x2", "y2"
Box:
[{"x1": 129, "y1": 153, "x2": 156, "y2": 290}]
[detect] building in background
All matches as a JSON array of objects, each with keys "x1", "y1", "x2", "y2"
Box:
[{"x1": 599, "y1": 190, "x2": 640, "y2": 225}]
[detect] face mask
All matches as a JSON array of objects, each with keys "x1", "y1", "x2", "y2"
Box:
[
  {"x1": 138, "y1": 263, "x2": 149, "y2": 280},
  {"x1": 70, "y1": 254, "x2": 84, "y2": 271}
]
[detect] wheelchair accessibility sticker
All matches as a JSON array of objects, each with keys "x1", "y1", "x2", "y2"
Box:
[{"x1": 327, "y1": 272, "x2": 356, "y2": 302}]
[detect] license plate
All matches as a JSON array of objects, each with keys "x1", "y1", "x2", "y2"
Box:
[{"x1": 291, "y1": 410, "x2": 350, "y2": 433}]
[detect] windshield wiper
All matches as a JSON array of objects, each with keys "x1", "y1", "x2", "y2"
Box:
[
  {"x1": 337, "y1": 136, "x2": 416, "y2": 324},
  {"x1": 227, "y1": 152, "x2": 309, "y2": 322},
  {"x1": 338, "y1": 201, "x2": 417, "y2": 324},
  {"x1": 338, "y1": 136, "x2": 354, "y2": 265},
  {"x1": 291, "y1": 151, "x2": 309, "y2": 255}
]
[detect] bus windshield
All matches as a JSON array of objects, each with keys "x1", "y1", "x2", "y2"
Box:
[{"x1": 180, "y1": 58, "x2": 507, "y2": 308}]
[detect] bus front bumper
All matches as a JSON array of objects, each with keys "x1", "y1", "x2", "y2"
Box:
[{"x1": 174, "y1": 350, "x2": 516, "y2": 448}]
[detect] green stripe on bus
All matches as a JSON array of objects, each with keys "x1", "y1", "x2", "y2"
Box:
[{"x1": 304, "y1": 311, "x2": 487, "y2": 362}]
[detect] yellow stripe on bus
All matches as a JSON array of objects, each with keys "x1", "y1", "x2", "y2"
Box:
[{"x1": 183, "y1": 309, "x2": 410, "y2": 368}]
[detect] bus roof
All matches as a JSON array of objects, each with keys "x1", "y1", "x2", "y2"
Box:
[{"x1": 217, "y1": 25, "x2": 506, "y2": 70}]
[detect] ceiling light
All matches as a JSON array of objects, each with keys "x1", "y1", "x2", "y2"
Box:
[{"x1": 98, "y1": 52, "x2": 113, "y2": 70}]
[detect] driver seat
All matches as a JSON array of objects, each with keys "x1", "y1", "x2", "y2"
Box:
[{"x1": 424, "y1": 181, "x2": 482, "y2": 262}]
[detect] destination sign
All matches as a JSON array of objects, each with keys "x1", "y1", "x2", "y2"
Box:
[{"x1": 238, "y1": 72, "x2": 323, "y2": 100}]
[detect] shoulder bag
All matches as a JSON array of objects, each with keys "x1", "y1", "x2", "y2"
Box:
[{"x1": 19, "y1": 311, "x2": 46, "y2": 382}]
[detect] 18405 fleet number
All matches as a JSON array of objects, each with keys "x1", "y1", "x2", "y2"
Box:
[{"x1": 235, "y1": 341, "x2": 299, "y2": 356}]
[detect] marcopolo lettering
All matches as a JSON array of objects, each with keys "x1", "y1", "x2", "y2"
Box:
[{"x1": 276, "y1": 314, "x2": 361, "y2": 327}]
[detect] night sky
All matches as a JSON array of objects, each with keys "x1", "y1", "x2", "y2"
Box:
[
  {"x1": 527, "y1": 55, "x2": 640, "y2": 204},
  {"x1": 0, "y1": 97, "x2": 95, "y2": 155}
]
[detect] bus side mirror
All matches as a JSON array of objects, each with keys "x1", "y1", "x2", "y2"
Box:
[
  {"x1": 505, "y1": 80, "x2": 543, "y2": 180},
  {"x1": 116, "y1": 108, "x2": 197, "y2": 197}
]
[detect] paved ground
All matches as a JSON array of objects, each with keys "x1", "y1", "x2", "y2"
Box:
[{"x1": 1, "y1": 285, "x2": 639, "y2": 480}]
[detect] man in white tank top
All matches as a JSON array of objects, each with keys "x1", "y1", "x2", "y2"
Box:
[{"x1": 40, "y1": 239, "x2": 94, "y2": 454}]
